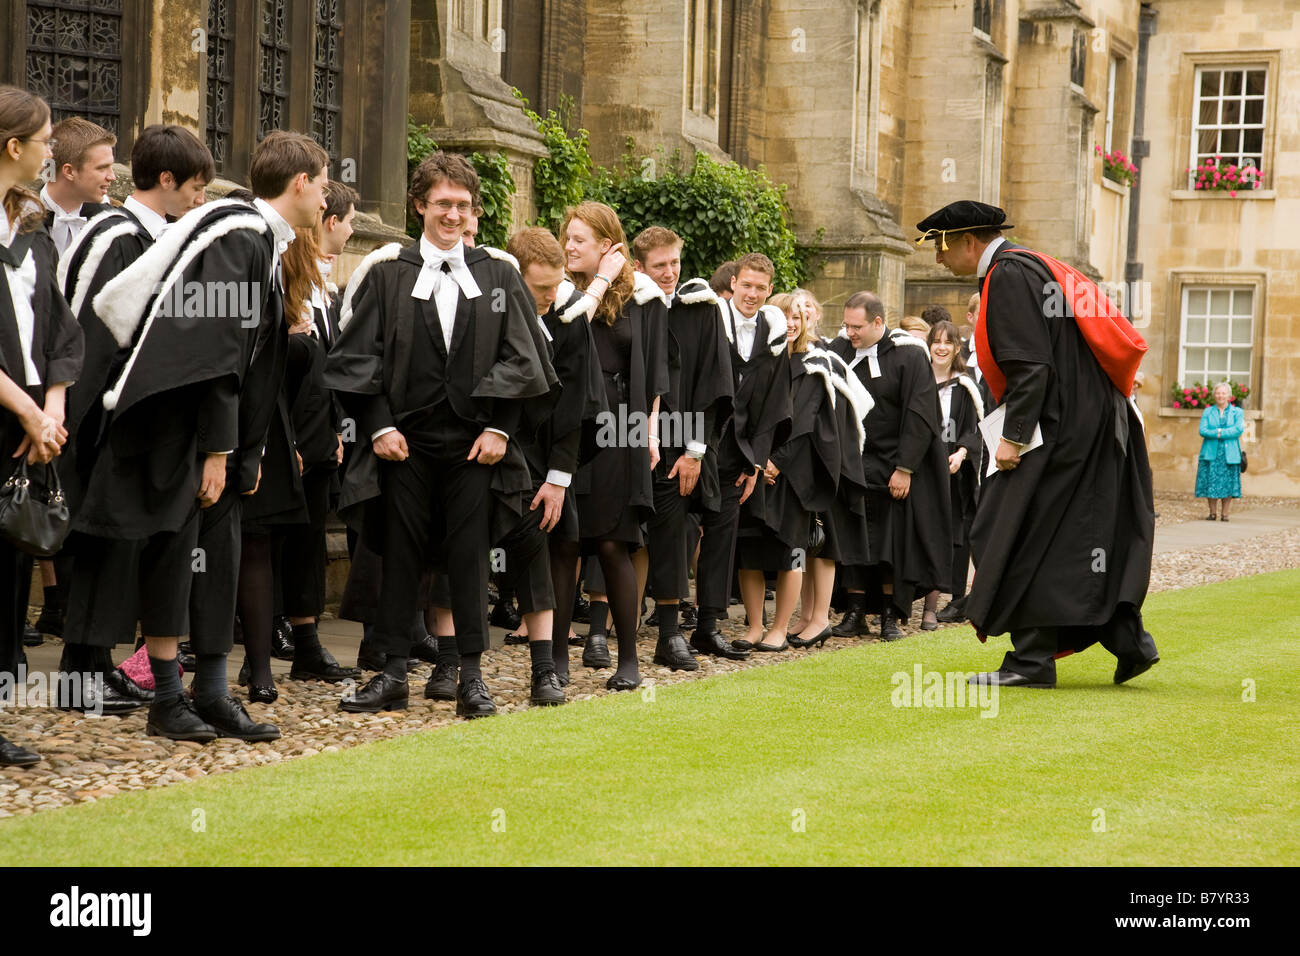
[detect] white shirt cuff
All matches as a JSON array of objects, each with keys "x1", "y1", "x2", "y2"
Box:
[
  {"x1": 484, "y1": 428, "x2": 509, "y2": 441},
  {"x1": 371, "y1": 426, "x2": 397, "y2": 441},
  {"x1": 545, "y1": 470, "x2": 572, "y2": 488},
  {"x1": 685, "y1": 441, "x2": 708, "y2": 459}
]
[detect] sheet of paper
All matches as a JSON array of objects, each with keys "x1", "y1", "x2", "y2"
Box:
[{"x1": 979, "y1": 405, "x2": 1044, "y2": 477}]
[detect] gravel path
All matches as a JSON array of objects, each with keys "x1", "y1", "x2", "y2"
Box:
[{"x1": 4, "y1": 492, "x2": 1297, "y2": 818}]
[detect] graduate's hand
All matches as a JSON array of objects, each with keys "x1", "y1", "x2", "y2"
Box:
[
  {"x1": 995, "y1": 438, "x2": 1021, "y2": 472},
  {"x1": 198, "y1": 452, "x2": 227, "y2": 508},
  {"x1": 335, "y1": 434, "x2": 344, "y2": 465},
  {"x1": 296, "y1": 449, "x2": 304, "y2": 474},
  {"x1": 42, "y1": 388, "x2": 66, "y2": 429},
  {"x1": 469, "y1": 430, "x2": 507, "y2": 465},
  {"x1": 737, "y1": 469, "x2": 758, "y2": 505},
  {"x1": 530, "y1": 482, "x2": 566, "y2": 533},
  {"x1": 648, "y1": 437, "x2": 661, "y2": 471},
  {"x1": 888, "y1": 469, "x2": 911, "y2": 500},
  {"x1": 374, "y1": 430, "x2": 409, "y2": 462},
  {"x1": 948, "y1": 448, "x2": 967, "y2": 475},
  {"x1": 668, "y1": 454, "x2": 700, "y2": 496},
  {"x1": 243, "y1": 464, "x2": 262, "y2": 497},
  {"x1": 763, "y1": 459, "x2": 779, "y2": 485},
  {"x1": 597, "y1": 244, "x2": 627, "y2": 283},
  {"x1": 16, "y1": 407, "x2": 65, "y2": 464}
]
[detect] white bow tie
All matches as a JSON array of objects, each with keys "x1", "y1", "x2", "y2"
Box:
[
  {"x1": 413, "y1": 245, "x2": 481, "y2": 301},
  {"x1": 735, "y1": 313, "x2": 758, "y2": 332},
  {"x1": 52, "y1": 211, "x2": 84, "y2": 226}
]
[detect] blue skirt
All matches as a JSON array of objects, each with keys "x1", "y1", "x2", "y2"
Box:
[{"x1": 1195, "y1": 445, "x2": 1241, "y2": 499}]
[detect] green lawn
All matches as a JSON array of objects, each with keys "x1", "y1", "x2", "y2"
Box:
[{"x1": 5, "y1": 570, "x2": 1298, "y2": 866}]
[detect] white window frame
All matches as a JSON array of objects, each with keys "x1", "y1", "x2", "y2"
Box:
[
  {"x1": 1177, "y1": 284, "x2": 1255, "y2": 389},
  {"x1": 1189, "y1": 64, "x2": 1267, "y2": 186},
  {"x1": 1104, "y1": 57, "x2": 1117, "y2": 152}
]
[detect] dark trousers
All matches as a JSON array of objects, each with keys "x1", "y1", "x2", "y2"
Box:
[
  {"x1": 646, "y1": 470, "x2": 690, "y2": 601},
  {"x1": 189, "y1": 488, "x2": 241, "y2": 654},
  {"x1": 695, "y1": 441, "x2": 747, "y2": 616},
  {"x1": 279, "y1": 468, "x2": 331, "y2": 618},
  {"x1": 375, "y1": 425, "x2": 493, "y2": 656},
  {"x1": 430, "y1": 492, "x2": 554, "y2": 617},
  {"x1": 1003, "y1": 604, "x2": 1157, "y2": 683},
  {"x1": 0, "y1": 544, "x2": 24, "y2": 689}
]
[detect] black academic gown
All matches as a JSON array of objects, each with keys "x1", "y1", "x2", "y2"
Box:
[
  {"x1": 830, "y1": 331, "x2": 951, "y2": 616},
  {"x1": 56, "y1": 206, "x2": 151, "y2": 511},
  {"x1": 659, "y1": 278, "x2": 734, "y2": 513},
  {"x1": 965, "y1": 244, "x2": 1154, "y2": 640},
  {"x1": 573, "y1": 283, "x2": 670, "y2": 543},
  {"x1": 73, "y1": 200, "x2": 280, "y2": 539},
  {"x1": 324, "y1": 241, "x2": 557, "y2": 538}
]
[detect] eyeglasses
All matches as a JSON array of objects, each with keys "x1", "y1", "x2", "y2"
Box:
[
  {"x1": 428, "y1": 200, "x2": 473, "y2": 215},
  {"x1": 24, "y1": 137, "x2": 57, "y2": 148}
]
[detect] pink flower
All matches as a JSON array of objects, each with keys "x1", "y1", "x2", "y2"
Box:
[
  {"x1": 1173, "y1": 401, "x2": 1181, "y2": 408},
  {"x1": 1229, "y1": 190, "x2": 1237, "y2": 197}
]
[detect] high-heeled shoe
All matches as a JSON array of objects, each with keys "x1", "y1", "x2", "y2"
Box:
[
  {"x1": 920, "y1": 613, "x2": 939, "y2": 632},
  {"x1": 248, "y1": 683, "x2": 278, "y2": 704},
  {"x1": 606, "y1": 674, "x2": 641, "y2": 691},
  {"x1": 789, "y1": 626, "x2": 832, "y2": 649},
  {"x1": 753, "y1": 636, "x2": 789, "y2": 652}
]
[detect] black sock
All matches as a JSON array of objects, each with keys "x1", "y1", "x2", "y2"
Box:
[
  {"x1": 61, "y1": 643, "x2": 94, "y2": 673},
  {"x1": 658, "y1": 603, "x2": 679, "y2": 640},
  {"x1": 528, "y1": 640, "x2": 554, "y2": 678},
  {"x1": 588, "y1": 600, "x2": 609, "y2": 636},
  {"x1": 42, "y1": 585, "x2": 62, "y2": 613},
  {"x1": 696, "y1": 608, "x2": 718, "y2": 634},
  {"x1": 459, "y1": 651, "x2": 482, "y2": 681},
  {"x1": 194, "y1": 653, "x2": 229, "y2": 705},
  {"x1": 149, "y1": 655, "x2": 183, "y2": 702},
  {"x1": 383, "y1": 655, "x2": 409, "y2": 680},
  {"x1": 293, "y1": 620, "x2": 322, "y2": 655},
  {"x1": 436, "y1": 632, "x2": 459, "y2": 668},
  {"x1": 849, "y1": 593, "x2": 867, "y2": 612}
]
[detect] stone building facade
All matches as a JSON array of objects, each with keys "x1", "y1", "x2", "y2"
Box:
[{"x1": 0, "y1": 0, "x2": 1294, "y2": 492}]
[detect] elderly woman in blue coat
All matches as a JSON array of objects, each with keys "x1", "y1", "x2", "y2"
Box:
[{"x1": 1195, "y1": 383, "x2": 1244, "y2": 521}]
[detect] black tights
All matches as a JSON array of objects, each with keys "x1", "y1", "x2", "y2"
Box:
[
  {"x1": 595, "y1": 539, "x2": 640, "y2": 682},
  {"x1": 237, "y1": 533, "x2": 274, "y2": 687}
]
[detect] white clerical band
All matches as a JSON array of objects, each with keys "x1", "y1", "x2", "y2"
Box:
[{"x1": 545, "y1": 470, "x2": 572, "y2": 488}]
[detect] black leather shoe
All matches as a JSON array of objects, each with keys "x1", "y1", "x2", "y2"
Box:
[
  {"x1": 177, "y1": 641, "x2": 198, "y2": 671},
  {"x1": 880, "y1": 608, "x2": 904, "y2": 641},
  {"x1": 572, "y1": 592, "x2": 591, "y2": 623},
  {"x1": 271, "y1": 617, "x2": 295, "y2": 660},
  {"x1": 554, "y1": 670, "x2": 571, "y2": 688},
  {"x1": 831, "y1": 607, "x2": 868, "y2": 637},
  {"x1": 753, "y1": 636, "x2": 789, "y2": 652},
  {"x1": 22, "y1": 623, "x2": 44, "y2": 646},
  {"x1": 104, "y1": 667, "x2": 154, "y2": 704},
  {"x1": 34, "y1": 604, "x2": 63, "y2": 638},
  {"x1": 653, "y1": 633, "x2": 699, "y2": 671},
  {"x1": 530, "y1": 670, "x2": 566, "y2": 706},
  {"x1": 920, "y1": 616, "x2": 939, "y2": 632},
  {"x1": 291, "y1": 646, "x2": 362, "y2": 683},
  {"x1": 55, "y1": 671, "x2": 147, "y2": 716},
  {"x1": 424, "y1": 662, "x2": 458, "y2": 700},
  {"x1": 356, "y1": 642, "x2": 386, "y2": 672},
  {"x1": 456, "y1": 677, "x2": 497, "y2": 718},
  {"x1": 789, "y1": 626, "x2": 832, "y2": 649},
  {"x1": 679, "y1": 601, "x2": 698, "y2": 630},
  {"x1": 146, "y1": 695, "x2": 219, "y2": 742},
  {"x1": 504, "y1": 631, "x2": 529, "y2": 645},
  {"x1": 606, "y1": 674, "x2": 641, "y2": 692},
  {"x1": 691, "y1": 628, "x2": 751, "y2": 660},
  {"x1": 340, "y1": 673, "x2": 409, "y2": 712},
  {"x1": 967, "y1": 670, "x2": 1055, "y2": 689},
  {"x1": 1114, "y1": 654, "x2": 1159, "y2": 685},
  {"x1": 248, "y1": 683, "x2": 278, "y2": 704},
  {"x1": 490, "y1": 601, "x2": 521, "y2": 631},
  {"x1": 195, "y1": 695, "x2": 281, "y2": 741},
  {"x1": 409, "y1": 632, "x2": 439, "y2": 665},
  {"x1": 567, "y1": 632, "x2": 586, "y2": 645},
  {"x1": 582, "y1": 632, "x2": 612, "y2": 668},
  {"x1": 237, "y1": 657, "x2": 250, "y2": 687},
  {"x1": 936, "y1": 601, "x2": 967, "y2": 624},
  {"x1": 0, "y1": 735, "x2": 41, "y2": 767}
]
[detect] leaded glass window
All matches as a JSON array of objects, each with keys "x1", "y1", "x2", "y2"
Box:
[
  {"x1": 312, "y1": 0, "x2": 343, "y2": 170},
  {"x1": 258, "y1": 0, "x2": 291, "y2": 140},
  {"x1": 207, "y1": 0, "x2": 235, "y2": 173},
  {"x1": 25, "y1": 0, "x2": 123, "y2": 135}
]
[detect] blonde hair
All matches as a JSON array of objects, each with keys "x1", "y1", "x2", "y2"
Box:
[
  {"x1": 899, "y1": 314, "x2": 930, "y2": 336},
  {"x1": 561, "y1": 201, "x2": 634, "y2": 325}
]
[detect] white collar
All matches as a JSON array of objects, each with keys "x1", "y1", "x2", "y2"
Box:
[
  {"x1": 413, "y1": 235, "x2": 480, "y2": 301},
  {"x1": 252, "y1": 197, "x2": 296, "y2": 251},
  {"x1": 733, "y1": 303, "x2": 759, "y2": 325},
  {"x1": 123, "y1": 195, "x2": 169, "y2": 239},
  {"x1": 977, "y1": 235, "x2": 1008, "y2": 279},
  {"x1": 857, "y1": 342, "x2": 879, "y2": 356},
  {"x1": 40, "y1": 183, "x2": 84, "y2": 220}
]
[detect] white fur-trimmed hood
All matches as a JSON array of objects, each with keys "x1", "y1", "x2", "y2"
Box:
[
  {"x1": 805, "y1": 345, "x2": 874, "y2": 451},
  {"x1": 61, "y1": 212, "x2": 146, "y2": 320},
  {"x1": 337, "y1": 242, "x2": 402, "y2": 332},
  {"x1": 674, "y1": 277, "x2": 717, "y2": 306}
]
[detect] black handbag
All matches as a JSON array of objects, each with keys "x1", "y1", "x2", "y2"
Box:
[
  {"x1": 1240, "y1": 449, "x2": 1248, "y2": 474},
  {"x1": 807, "y1": 513, "x2": 826, "y2": 558},
  {"x1": 0, "y1": 460, "x2": 71, "y2": 557}
]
